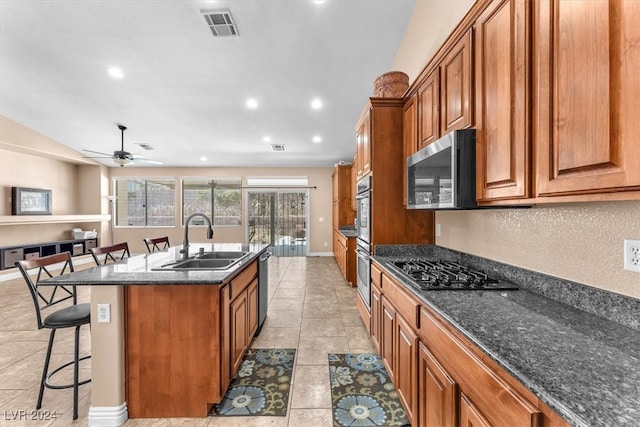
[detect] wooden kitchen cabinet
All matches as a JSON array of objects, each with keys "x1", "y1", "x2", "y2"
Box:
[
  {"x1": 418, "y1": 69, "x2": 440, "y2": 148},
  {"x1": 475, "y1": 0, "x2": 531, "y2": 201},
  {"x1": 533, "y1": 0, "x2": 640, "y2": 197},
  {"x1": 418, "y1": 30, "x2": 473, "y2": 149},
  {"x1": 332, "y1": 229, "x2": 356, "y2": 286},
  {"x1": 460, "y1": 393, "x2": 492, "y2": 427},
  {"x1": 356, "y1": 110, "x2": 371, "y2": 178},
  {"x1": 380, "y1": 295, "x2": 396, "y2": 383},
  {"x1": 332, "y1": 164, "x2": 356, "y2": 228},
  {"x1": 395, "y1": 313, "x2": 418, "y2": 423},
  {"x1": 370, "y1": 281, "x2": 382, "y2": 352},
  {"x1": 440, "y1": 29, "x2": 473, "y2": 135},
  {"x1": 402, "y1": 95, "x2": 418, "y2": 206},
  {"x1": 229, "y1": 261, "x2": 258, "y2": 376},
  {"x1": 418, "y1": 342, "x2": 456, "y2": 427}
]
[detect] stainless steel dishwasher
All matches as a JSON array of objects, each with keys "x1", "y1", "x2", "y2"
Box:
[{"x1": 255, "y1": 249, "x2": 271, "y2": 335}]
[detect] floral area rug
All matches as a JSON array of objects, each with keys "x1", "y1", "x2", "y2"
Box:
[
  {"x1": 211, "y1": 348, "x2": 296, "y2": 417},
  {"x1": 329, "y1": 353, "x2": 409, "y2": 427}
]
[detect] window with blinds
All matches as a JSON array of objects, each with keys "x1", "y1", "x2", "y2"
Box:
[
  {"x1": 114, "y1": 178, "x2": 175, "y2": 226},
  {"x1": 182, "y1": 177, "x2": 242, "y2": 226}
]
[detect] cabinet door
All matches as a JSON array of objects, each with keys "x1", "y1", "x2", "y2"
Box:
[
  {"x1": 356, "y1": 112, "x2": 371, "y2": 177},
  {"x1": 370, "y1": 284, "x2": 382, "y2": 353},
  {"x1": 380, "y1": 296, "x2": 396, "y2": 383},
  {"x1": 475, "y1": 0, "x2": 530, "y2": 201},
  {"x1": 418, "y1": 342, "x2": 456, "y2": 427},
  {"x1": 248, "y1": 279, "x2": 258, "y2": 338},
  {"x1": 221, "y1": 284, "x2": 231, "y2": 393},
  {"x1": 351, "y1": 159, "x2": 358, "y2": 210},
  {"x1": 230, "y1": 290, "x2": 248, "y2": 374},
  {"x1": 440, "y1": 30, "x2": 473, "y2": 134},
  {"x1": 403, "y1": 95, "x2": 418, "y2": 206},
  {"x1": 418, "y1": 70, "x2": 440, "y2": 148},
  {"x1": 534, "y1": 0, "x2": 640, "y2": 195},
  {"x1": 460, "y1": 393, "x2": 492, "y2": 427},
  {"x1": 395, "y1": 314, "x2": 418, "y2": 423}
]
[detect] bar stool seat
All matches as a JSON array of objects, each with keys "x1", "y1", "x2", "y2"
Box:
[{"x1": 16, "y1": 252, "x2": 91, "y2": 420}]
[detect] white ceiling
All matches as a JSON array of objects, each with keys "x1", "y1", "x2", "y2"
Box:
[{"x1": 0, "y1": 0, "x2": 415, "y2": 168}]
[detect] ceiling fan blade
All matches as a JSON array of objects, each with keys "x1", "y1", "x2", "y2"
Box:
[
  {"x1": 83, "y1": 149, "x2": 113, "y2": 156},
  {"x1": 132, "y1": 158, "x2": 163, "y2": 165}
]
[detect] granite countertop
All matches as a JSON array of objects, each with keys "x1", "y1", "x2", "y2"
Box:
[
  {"x1": 372, "y1": 253, "x2": 640, "y2": 427},
  {"x1": 337, "y1": 227, "x2": 358, "y2": 238},
  {"x1": 40, "y1": 243, "x2": 270, "y2": 286}
]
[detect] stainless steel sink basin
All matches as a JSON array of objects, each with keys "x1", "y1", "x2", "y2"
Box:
[
  {"x1": 172, "y1": 259, "x2": 236, "y2": 269},
  {"x1": 198, "y1": 251, "x2": 249, "y2": 259},
  {"x1": 151, "y1": 251, "x2": 251, "y2": 271}
]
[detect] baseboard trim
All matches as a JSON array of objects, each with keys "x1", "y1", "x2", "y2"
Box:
[
  {"x1": 307, "y1": 252, "x2": 333, "y2": 257},
  {"x1": 88, "y1": 403, "x2": 128, "y2": 427}
]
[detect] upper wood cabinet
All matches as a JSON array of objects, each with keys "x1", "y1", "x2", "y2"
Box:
[
  {"x1": 356, "y1": 110, "x2": 371, "y2": 178},
  {"x1": 533, "y1": 0, "x2": 640, "y2": 196},
  {"x1": 440, "y1": 29, "x2": 474, "y2": 135},
  {"x1": 331, "y1": 164, "x2": 356, "y2": 229},
  {"x1": 475, "y1": 0, "x2": 531, "y2": 201},
  {"x1": 418, "y1": 70, "x2": 440, "y2": 148},
  {"x1": 402, "y1": 95, "x2": 418, "y2": 206},
  {"x1": 418, "y1": 30, "x2": 474, "y2": 149}
]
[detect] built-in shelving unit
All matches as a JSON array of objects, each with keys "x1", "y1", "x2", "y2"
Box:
[{"x1": 0, "y1": 214, "x2": 111, "y2": 226}]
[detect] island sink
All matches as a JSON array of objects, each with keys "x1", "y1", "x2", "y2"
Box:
[{"x1": 152, "y1": 251, "x2": 251, "y2": 271}]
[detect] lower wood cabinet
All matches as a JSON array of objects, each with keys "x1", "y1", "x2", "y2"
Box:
[
  {"x1": 367, "y1": 260, "x2": 569, "y2": 427},
  {"x1": 228, "y1": 263, "x2": 259, "y2": 377},
  {"x1": 332, "y1": 229, "x2": 356, "y2": 286},
  {"x1": 419, "y1": 342, "x2": 457, "y2": 427}
]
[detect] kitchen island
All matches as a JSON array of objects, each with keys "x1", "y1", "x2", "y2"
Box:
[{"x1": 41, "y1": 243, "x2": 270, "y2": 424}]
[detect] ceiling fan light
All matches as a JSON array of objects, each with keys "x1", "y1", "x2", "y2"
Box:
[{"x1": 113, "y1": 157, "x2": 132, "y2": 167}]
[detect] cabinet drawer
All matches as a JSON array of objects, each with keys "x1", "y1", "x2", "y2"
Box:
[
  {"x1": 420, "y1": 307, "x2": 540, "y2": 427},
  {"x1": 2, "y1": 248, "x2": 24, "y2": 269},
  {"x1": 371, "y1": 262, "x2": 383, "y2": 288},
  {"x1": 230, "y1": 261, "x2": 258, "y2": 299},
  {"x1": 381, "y1": 274, "x2": 419, "y2": 329},
  {"x1": 85, "y1": 239, "x2": 97, "y2": 249}
]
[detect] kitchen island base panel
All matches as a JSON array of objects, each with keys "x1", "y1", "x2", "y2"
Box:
[{"x1": 125, "y1": 285, "x2": 224, "y2": 418}]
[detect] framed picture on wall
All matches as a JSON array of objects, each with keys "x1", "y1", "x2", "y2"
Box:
[{"x1": 11, "y1": 187, "x2": 52, "y2": 215}]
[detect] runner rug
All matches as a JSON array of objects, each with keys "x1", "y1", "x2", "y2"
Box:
[
  {"x1": 329, "y1": 353, "x2": 409, "y2": 427},
  {"x1": 211, "y1": 348, "x2": 296, "y2": 417}
]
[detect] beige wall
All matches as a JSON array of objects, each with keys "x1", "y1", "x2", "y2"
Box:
[
  {"x1": 0, "y1": 116, "x2": 107, "y2": 247},
  {"x1": 109, "y1": 166, "x2": 333, "y2": 254},
  {"x1": 392, "y1": 0, "x2": 475, "y2": 82},
  {"x1": 391, "y1": 1, "x2": 640, "y2": 298}
]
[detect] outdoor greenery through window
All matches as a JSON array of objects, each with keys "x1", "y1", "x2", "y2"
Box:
[
  {"x1": 182, "y1": 178, "x2": 242, "y2": 226},
  {"x1": 114, "y1": 179, "x2": 175, "y2": 226}
]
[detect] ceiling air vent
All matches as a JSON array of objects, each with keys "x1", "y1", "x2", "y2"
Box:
[
  {"x1": 201, "y1": 10, "x2": 238, "y2": 37},
  {"x1": 271, "y1": 144, "x2": 286, "y2": 152},
  {"x1": 135, "y1": 143, "x2": 154, "y2": 151}
]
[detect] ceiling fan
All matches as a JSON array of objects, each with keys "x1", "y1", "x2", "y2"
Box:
[{"x1": 83, "y1": 124, "x2": 163, "y2": 167}]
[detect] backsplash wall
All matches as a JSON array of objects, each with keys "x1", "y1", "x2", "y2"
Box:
[{"x1": 436, "y1": 201, "x2": 640, "y2": 299}]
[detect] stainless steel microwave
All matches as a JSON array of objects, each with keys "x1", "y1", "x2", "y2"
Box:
[{"x1": 406, "y1": 129, "x2": 477, "y2": 210}]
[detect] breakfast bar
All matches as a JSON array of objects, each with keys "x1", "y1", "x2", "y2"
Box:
[{"x1": 40, "y1": 243, "x2": 270, "y2": 423}]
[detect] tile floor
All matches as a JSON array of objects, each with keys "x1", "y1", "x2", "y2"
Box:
[{"x1": 0, "y1": 255, "x2": 375, "y2": 426}]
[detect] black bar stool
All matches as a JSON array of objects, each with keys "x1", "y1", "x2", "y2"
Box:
[
  {"x1": 90, "y1": 242, "x2": 130, "y2": 265},
  {"x1": 16, "y1": 252, "x2": 91, "y2": 420},
  {"x1": 143, "y1": 236, "x2": 170, "y2": 252}
]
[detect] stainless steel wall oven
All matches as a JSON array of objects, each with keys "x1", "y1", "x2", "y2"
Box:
[{"x1": 355, "y1": 176, "x2": 372, "y2": 308}]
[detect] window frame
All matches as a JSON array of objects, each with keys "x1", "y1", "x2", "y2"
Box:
[
  {"x1": 113, "y1": 177, "x2": 176, "y2": 227},
  {"x1": 181, "y1": 177, "x2": 242, "y2": 227}
]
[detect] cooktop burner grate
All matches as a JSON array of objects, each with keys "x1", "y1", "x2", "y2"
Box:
[{"x1": 385, "y1": 259, "x2": 517, "y2": 291}]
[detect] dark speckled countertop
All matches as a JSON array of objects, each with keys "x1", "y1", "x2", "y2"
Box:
[
  {"x1": 39, "y1": 243, "x2": 270, "y2": 286},
  {"x1": 338, "y1": 226, "x2": 358, "y2": 238},
  {"x1": 373, "y1": 247, "x2": 640, "y2": 427}
]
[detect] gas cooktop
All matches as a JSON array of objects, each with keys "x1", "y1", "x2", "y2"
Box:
[{"x1": 385, "y1": 259, "x2": 518, "y2": 291}]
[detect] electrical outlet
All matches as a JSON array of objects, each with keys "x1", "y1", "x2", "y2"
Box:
[
  {"x1": 624, "y1": 239, "x2": 640, "y2": 273},
  {"x1": 97, "y1": 304, "x2": 111, "y2": 323}
]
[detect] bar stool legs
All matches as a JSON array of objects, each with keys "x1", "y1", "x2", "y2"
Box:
[{"x1": 38, "y1": 326, "x2": 91, "y2": 420}]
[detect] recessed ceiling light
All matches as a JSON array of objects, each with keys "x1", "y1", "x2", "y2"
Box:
[
  {"x1": 263, "y1": 136, "x2": 272, "y2": 142},
  {"x1": 108, "y1": 67, "x2": 124, "y2": 79},
  {"x1": 200, "y1": 156, "x2": 208, "y2": 161},
  {"x1": 246, "y1": 98, "x2": 258, "y2": 109},
  {"x1": 312, "y1": 136, "x2": 322, "y2": 143},
  {"x1": 313, "y1": 0, "x2": 325, "y2": 4},
  {"x1": 311, "y1": 98, "x2": 323, "y2": 110}
]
